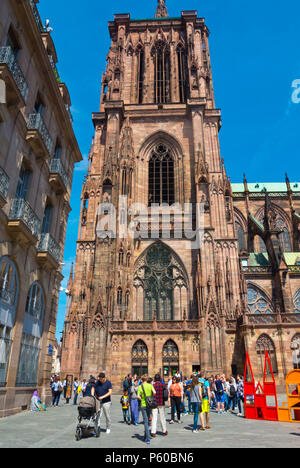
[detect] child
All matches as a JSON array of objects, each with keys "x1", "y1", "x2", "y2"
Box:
[{"x1": 120, "y1": 390, "x2": 131, "y2": 425}]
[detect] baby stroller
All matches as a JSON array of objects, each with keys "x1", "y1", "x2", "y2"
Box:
[{"x1": 75, "y1": 396, "x2": 100, "y2": 441}]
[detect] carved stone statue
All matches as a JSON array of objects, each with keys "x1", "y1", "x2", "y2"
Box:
[{"x1": 155, "y1": 0, "x2": 169, "y2": 18}]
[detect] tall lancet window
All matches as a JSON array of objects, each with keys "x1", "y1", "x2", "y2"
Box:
[
  {"x1": 152, "y1": 41, "x2": 171, "y2": 104},
  {"x1": 136, "y1": 46, "x2": 145, "y2": 104},
  {"x1": 177, "y1": 44, "x2": 187, "y2": 103},
  {"x1": 148, "y1": 144, "x2": 175, "y2": 206}
]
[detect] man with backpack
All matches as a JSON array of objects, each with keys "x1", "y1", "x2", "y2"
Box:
[{"x1": 199, "y1": 372, "x2": 211, "y2": 429}]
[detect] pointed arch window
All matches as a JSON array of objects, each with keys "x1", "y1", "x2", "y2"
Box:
[
  {"x1": 293, "y1": 289, "x2": 300, "y2": 314},
  {"x1": 236, "y1": 221, "x2": 246, "y2": 252},
  {"x1": 152, "y1": 41, "x2": 170, "y2": 104},
  {"x1": 148, "y1": 144, "x2": 175, "y2": 206},
  {"x1": 136, "y1": 46, "x2": 145, "y2": 104},
  {"x1": 291, "y1": 334, "x2": 300, "y2": 370},
  {"x1": 134, "y1": 243, "x2": 189, "y2": 321},
  {"x1": 247, "y1": 286, "x2": 273, "y2": 315},
  {"x1": 118, "y1": 250, "x2": 124, "y2": 266},
  {"x1": 176, "y1": 44, "x2": 187, "y2": 103},
  {"x1": 132, "y1": 340, "x2": 148, "y2": 376},
  {"x1": 117, "y1": 287, "x2": 123, "y2": 306},
  {"x1": 256, "y1": 334, "x2": 278, "y2": 375}
]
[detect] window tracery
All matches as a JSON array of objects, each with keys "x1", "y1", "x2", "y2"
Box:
[
  {"x1": 134, "y1": 243, "x2": 188, "y2": 321},
  {"x1": 148, "y1": 144, "x2": 175, "y2": 206}
]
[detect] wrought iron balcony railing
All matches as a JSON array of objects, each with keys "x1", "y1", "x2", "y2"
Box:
[
  {"x1": 29, "y1": 0, "x2": 45, "y2": 33},
  {"x1": 0, "y1": 46, "x2": 29, "y2": 101},
  {"x1": 38, "y1": 233, "x2": 61, "y2": 264},
  {"x1": 0, "y1": 167, "x2": 9, "y2": 201},
  {"x1": 48, "y1": 55, "x2": 61, "y2": 83},
  {"x1": 9, "y1": 198, "x2": 41, "y2": 239},
  {"x1": 49, "y1": 158, "x2": 69, "y2": 190},
  {"x1": 65, "y1": 104, "x2": 73, "y2": 124},
  {"x1": 27, "y1": 113, "x2": 53, "y2": 155}
]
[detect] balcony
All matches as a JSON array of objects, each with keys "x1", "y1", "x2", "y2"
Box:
[
  {"x1": 49, "y1": 159, "x2": 69, "y2": 194},
  {"x1": 8, "y1": 198, "x2": 41, "y2": 246},
  {"x1": 29, "y1": 0, "x2": 45, "y2": 33},
  {"x1": 37, "y1": 233, "x2": 61, "y2": 270},
  {"x1": 0, "y1": 47, "x2": 29, "y2": 107},
  {"x1": 26, "y1": 113, "x2": 53, "y2": 159},
  {"x1": 0, "y1": 167, "x2": 9, "y2": 207},
  {"x1": 48, "y1": 55, "x2": 61, "y2": 84}
]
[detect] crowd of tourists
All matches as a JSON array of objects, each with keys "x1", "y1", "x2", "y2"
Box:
[{"x1": 32, "y1": 370, "x2": 244, "y2": 445}]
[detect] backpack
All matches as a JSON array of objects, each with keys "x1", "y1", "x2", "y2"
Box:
[
  {"x1": 200, "y1": 381, "x2": 208, "y2": 399},
  {"x1": 230, "y1": 384, "x2": 236, "y2": 397}
]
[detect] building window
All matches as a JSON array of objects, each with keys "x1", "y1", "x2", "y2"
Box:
[
  {"x1": 16, "y1": 164, "x2": 31, "y2": 200},
  {"x1": 117, "y1": 288, "x2": 122, "y2": 306},
  {"x1": 134, "y1": 242, "x2": 188, "y2": 321},
  {"x1": 291, "y1": 334, "x2": 300, "y2": 370},
  {"x1": 118, "y1": 250, "x2": 124, "y2": 266},
  {"x1": 0, "y1": 257, "x2": 19, "y2": 386},
  {"x1": 0, "y1": 257, "x2": 18, "y2": 307},
  {"x1": 148, "y1": 144, "x2": 175, "y2": 206},
  {"x1": 294, "y1": 289, "x2": 300, "y2": 314},
  {"x1": 256, "y1": 334, "x2": 278, "y2": 376},
  {"x1": 131, "y1": 340, "x2": 148, "y2": 377},
  {"x1": 16, "y1": 282, "x2": 45, "y2": 386},
  {"x1": 236, "y1": 222, "x2": 246, "y2": 252},
  {"x1": 136, "y1": 46, "x2": 145, "y2": 104},
  {"x1": 34, "y1": 93, "x2": 44, "y2": 116},
  {"x1": 53, "y1": 142, "x2": 62, "y2": 160},
  {"x1": 247, "y1": 286, "x2": 273, "y2": 315},
  {"x1": 177, "y1": 44, "x2": 187, "y2": 103},
  {"x1": 152, "y1": 40, "x2": 170, "y2": 104},
  {"x1": 5, "y1": 26, "x2": 20, "y2": 58},
  {"x1": 41, "y1": 204, "x2": 53, "y2": 234},
  {"x1": 125, "y1": 291, "x2": 130, "y2": 309},
  {"x1": 162, "y1": 340, "x2": 179, "y2": 376}
]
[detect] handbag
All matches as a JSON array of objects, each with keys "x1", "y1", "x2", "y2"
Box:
[
  {"x1": 163, "y1": 385, "x2": 169, "y2": 402},
  {"x1": 141, "y1": 384, "x2": 157, "y2": 410}
]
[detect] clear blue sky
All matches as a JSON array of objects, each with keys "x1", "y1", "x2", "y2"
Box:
[{"x1": 37, "y1": 0, "x2": 300, "y2": 341}]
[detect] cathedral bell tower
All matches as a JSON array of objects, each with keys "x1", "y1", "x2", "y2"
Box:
[{"x1": 61, "y1": 1, "x2": 245, "y2": 382}]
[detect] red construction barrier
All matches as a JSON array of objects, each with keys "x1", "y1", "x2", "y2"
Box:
[{"x1": 244, "y1": 350, "x2": 278, "y2": 421}]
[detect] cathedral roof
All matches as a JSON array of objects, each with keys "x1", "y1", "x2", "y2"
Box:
[
  {"x1": 232, "y1": 182, "x2": 300, "y2": 194},
  {"x1": 248, "y1": 252, "x2": 300, "y2": 266}
]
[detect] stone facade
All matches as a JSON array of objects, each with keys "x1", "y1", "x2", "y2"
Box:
[
  {"x1": 0, "y1": 0, "x2": 81, "y2": 416},
  {"x1": 60, "y1": 4, "x2": 300, "y2": 390}
]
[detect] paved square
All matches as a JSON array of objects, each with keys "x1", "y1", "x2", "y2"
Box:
[{"x1": 0, "y1": 395, "x2": 299, "y2": 448}]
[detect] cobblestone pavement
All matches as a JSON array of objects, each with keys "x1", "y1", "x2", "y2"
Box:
[{"x1": 0, "y1": 395, "x2": 299, "y2": 448}]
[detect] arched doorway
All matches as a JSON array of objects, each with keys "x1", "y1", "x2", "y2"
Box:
[
  {"x1": 131, "y1": 340, "x2": 148, "y2": 377},
  {"x1": 162, "y1": 339, "x2": 179, "y2": 378}
]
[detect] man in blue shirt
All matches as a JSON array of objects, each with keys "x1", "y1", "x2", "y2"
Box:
[{"x1": 95, "y1": 372, "x2": 113, "y2": 434}]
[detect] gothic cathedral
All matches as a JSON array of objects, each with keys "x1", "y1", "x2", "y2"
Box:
[{"x1": 61, "y1": 2, "x2": 300, "y2": 388}]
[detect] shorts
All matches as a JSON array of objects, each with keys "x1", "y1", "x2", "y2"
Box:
[
  {"x1": 216, "y1": 393, "x2": 225, "y2": 404},
  {"x1": 201, "y1": 399, "x2": 210, "y2": 413}
]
